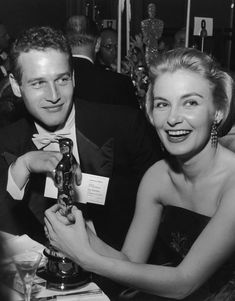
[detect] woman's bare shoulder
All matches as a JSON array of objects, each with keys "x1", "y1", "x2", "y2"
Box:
[
  {"x1": 217, "y1": 146, "x2": 235, "y2": 205},
  {"x1": 144, "y1": 159, "x2": 170, "y2": 179},
  {"x1": 137, "y1": 159, "x2": 171, "y2": 200},
  {"x1": 220, "y1": 146, "x2": 235, "y2": 176}
]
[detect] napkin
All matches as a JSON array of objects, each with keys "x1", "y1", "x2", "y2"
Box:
[{"x1": 2, "y1": 233, "x2": 46, "y2": 267}]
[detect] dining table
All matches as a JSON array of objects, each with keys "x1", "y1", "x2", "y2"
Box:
[{"x1": 0, "y1": 231, "x2": 111, "y2": 301}]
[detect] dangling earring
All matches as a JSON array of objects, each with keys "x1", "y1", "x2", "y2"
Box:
[{"x1": 211, "y1": 120, "x2": 218, "y2": 148}]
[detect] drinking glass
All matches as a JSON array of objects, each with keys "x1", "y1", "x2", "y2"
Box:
[{"x1": 13, "y1": 251, "x2": 42, "y2": 301}]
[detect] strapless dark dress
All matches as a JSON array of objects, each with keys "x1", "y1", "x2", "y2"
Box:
[
  {"x1": 124, "y1": 205, "x2": 235, "y2": 301},
  {"x1": 150, "y1": 205, "x2": 210, "y2": 266}
]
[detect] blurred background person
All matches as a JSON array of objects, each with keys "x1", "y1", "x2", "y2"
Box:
[
  {"x1": 66, "y1": 15, "x2": 139, "y2": 108},
  {"x1": 0, "y1": 21, "x2": 10, "y2": 81},
  {"x1": 95, "y1": 27, "x2": 118, "y2": 72},
  {"x1": 173, "y1": 27, "x2": 186, "y2": 48},
  {"x1": 0, "y1": 21, "x2": 24, "y2": 128}
]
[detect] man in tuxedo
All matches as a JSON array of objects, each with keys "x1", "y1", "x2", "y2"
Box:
[
  {"x1": 65, "y1": 15, "x2": 139, "y2": 108},
  {"x1": 0, "y1": 26, "x2": 162, "y2": 250}
]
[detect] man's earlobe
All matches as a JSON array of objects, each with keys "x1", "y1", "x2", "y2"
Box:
[{"x1": 9, "y1": 74, "x2": 22, "y2": 97}]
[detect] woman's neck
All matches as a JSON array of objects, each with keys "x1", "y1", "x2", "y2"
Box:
[{"x1": 175, "y1": 142, "x2": 220, "y2": 183}]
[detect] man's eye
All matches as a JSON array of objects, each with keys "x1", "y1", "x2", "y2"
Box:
[
  {"x1": 31, "y1": 81, "x2": 45, "y2": 88},
  {"x1": 102, "y1": 44, "x2": 117, "y2": 50},
  {"x1": 57, "y1": 76, "x2": 71, "y2": 85}
]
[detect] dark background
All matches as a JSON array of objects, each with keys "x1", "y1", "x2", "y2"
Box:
[{"x1": 0, "y1": 0, "x2": 233, "y2": 70}]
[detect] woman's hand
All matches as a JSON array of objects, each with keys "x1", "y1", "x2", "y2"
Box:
[{"x1": 44, "y1": 204, "x2": 92, "y2": 268}]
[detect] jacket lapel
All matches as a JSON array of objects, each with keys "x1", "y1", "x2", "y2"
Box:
[{"x1": 76, "y1": 127, "x2": 114, "y2": 177}]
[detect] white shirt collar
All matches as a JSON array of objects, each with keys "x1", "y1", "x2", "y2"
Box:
[
  {"x1": 72, "y1": 54, "x2": 94, "y2": 64},
  {"x1": 33, "y1": 104, "x2": 80, "y2": 163}
]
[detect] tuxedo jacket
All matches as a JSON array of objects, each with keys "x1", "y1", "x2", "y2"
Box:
[
  {"x1": 72, "y1": 57, "x2": 139, "y2": 109},
  {"x1": 0, "y1": 99, "x2": 162, "y2": 248}
]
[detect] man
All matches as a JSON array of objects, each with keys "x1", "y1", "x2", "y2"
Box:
[
  {"x1": 0, "y1": 26, "x2": 162, "y2": 249},
  {"x1": 173, "y1": 27, "x2": 186, "y2": 49},
  {"x1": 96, "y1": 27, "x2": 117, "y2": 72},
  {"x1": 0, "y1": 22, "x2": 20, "y2": 128},
  {"x1": 66, "y1": 15, "x2": 138, "y2": 108},
  {"x1": 0, "y1": 22, "x2": 10, "y2": 81}
]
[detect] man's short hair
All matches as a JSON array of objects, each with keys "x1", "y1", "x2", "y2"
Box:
[
  {"x1": 10, "y1": 26, "x2": 72, "y2": 84},
  {"x1": 65, "y1": 15, "x2": 100, "y2": 48}
]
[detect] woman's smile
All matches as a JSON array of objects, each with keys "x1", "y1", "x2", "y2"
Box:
[{"x1": 166, "y1": 130, "x2": 192, "y2": 143}]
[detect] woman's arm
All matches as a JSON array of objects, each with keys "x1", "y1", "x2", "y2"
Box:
[
  {"x1": 86, "y1": 185, "x2": 235, "y2": 299},
  {"x1": 45, "y1": 167, "x2": 235, "y2": 299},
  {"x1": 70, "y1": 187, "x2": 235, "y2": 300},
  {"x1": 45, "y1": 164, "x2": 163, "y2": 262},
  {"x1": 45, "y1": 204, "x2": 189, "y2": 299}
]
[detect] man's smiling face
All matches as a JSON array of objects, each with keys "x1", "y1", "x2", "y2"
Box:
[{"x1": 15, "y1": 49, "x2": 74, "y2": 130}]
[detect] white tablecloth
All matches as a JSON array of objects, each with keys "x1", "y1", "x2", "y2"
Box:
[{"x1": 1, "y1": 231, "x2": 110, "y2": 301}]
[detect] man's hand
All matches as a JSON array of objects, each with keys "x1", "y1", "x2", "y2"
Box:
[{"x1": 11, "y1": 150, "x2": 63, "y2": 190}]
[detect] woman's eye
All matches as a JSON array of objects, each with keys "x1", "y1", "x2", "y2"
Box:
[
  {"x1": 185, "y1": 100, "x2": 198, "y2": 106},
  {"x1": 154, "y1": 102, "x2": 168, "y2": 109}
]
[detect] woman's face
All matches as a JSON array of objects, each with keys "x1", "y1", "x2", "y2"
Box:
[{"x1": 151, "y1": 69, "x2": 218, "y2": 158}]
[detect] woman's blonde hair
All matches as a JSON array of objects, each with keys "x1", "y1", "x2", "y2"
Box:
[{"x1": 145, "y1": 48, "x2": 235, "y2": 137}]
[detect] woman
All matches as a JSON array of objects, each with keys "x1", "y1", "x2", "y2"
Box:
[{"x1": 45, "y1": 48, "x2": 235, "y2": 300}]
